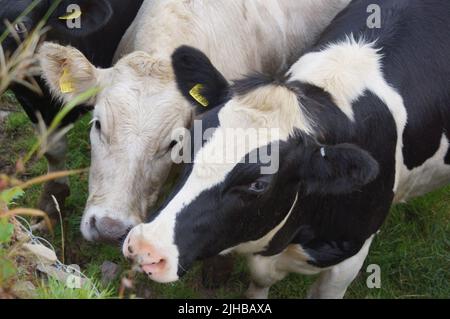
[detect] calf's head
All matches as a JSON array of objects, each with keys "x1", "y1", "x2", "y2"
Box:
[
  {"x1": 1, "y1": 0, "x2": 113, "y2": 54},
  {"x1": 38, "y1": 44, "x2": 228, "y2": 242},
  {"x1": 122, "y1": 47, "x2": 380, "y2": 283}
]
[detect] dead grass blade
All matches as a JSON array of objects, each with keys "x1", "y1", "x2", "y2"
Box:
[
  {"x1": 14, "y1": 169, "x2": 88, "y2": 190},
  {"x1": 0, "y1": 208, "x2": 53, "y2": 234}
]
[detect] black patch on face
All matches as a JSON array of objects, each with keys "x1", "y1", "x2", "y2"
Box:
[{"x1": 173, "y1": 143, "x2": 301, "y2": 275}]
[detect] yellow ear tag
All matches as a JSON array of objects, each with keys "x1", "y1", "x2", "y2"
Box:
[
  {"x1": 189, "y1": 84, "x2": 209, "y2": 107},
  {"x1": 58, "y1": 9, "x2": 82, "y2": 20},
  {"x1": 59, "y1": 68, "x2": 74, "y2": 94}
]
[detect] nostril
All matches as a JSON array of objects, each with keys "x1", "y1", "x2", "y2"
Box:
[
  {"x1": 152, "y1": 258, "x2": 164, "y2": 265},
  {"x1": 128, "y1": 245, "x2": 134, "y2": 254},
  {"x1": 141, "y1": 258, "x2": 167, "y2": 275}
]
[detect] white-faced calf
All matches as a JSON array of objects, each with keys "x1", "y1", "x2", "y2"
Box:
[{"x1": 1, "y1": 0, "x2": 143, "y2": 227}]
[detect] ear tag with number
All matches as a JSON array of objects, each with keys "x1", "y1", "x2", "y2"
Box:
[
  {"x1": 189, "y1": 84, "x2": 209, "y2": 107},
  {"x1": 59, "y1": 9, "x2": 82, "y2": 20},
  {"x1": 59, "y1": 68, "x2": 74, "y2": 94}
]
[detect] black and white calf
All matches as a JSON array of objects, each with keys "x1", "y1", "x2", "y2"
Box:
[
  {"x1": 123, "y1": 0, "x2": 450, "y2": 298},
  {"x1": 0, "y1": 0, "x2": 143, "y2": 224}
]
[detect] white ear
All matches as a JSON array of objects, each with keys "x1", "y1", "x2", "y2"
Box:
[{"x1": 38, "y1": 42, "x2": 100, "y2": 105}]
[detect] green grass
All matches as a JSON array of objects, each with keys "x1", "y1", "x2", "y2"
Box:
[
  {"x1": 0, "y1": 107, "x2": 449, "y2": 299},
  {"x1": 35, "y1": 277, "x2": 114, "y2": 299}
]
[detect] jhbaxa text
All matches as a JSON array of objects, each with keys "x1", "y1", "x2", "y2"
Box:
[
  {"x1": 177, "y1": 303, "x2": 272, "y2": 316},
  {"x1": 170, "y1": 120, "x2": 281, "y2": 175}
]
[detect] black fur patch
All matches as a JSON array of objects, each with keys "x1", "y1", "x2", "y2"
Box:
[{"x1": 232, "y1": 72, "x2": 288, "y2": 97}]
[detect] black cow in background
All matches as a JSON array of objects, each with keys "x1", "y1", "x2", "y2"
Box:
[{"x1": 0, "y1": 0, "x2": 143, "y2": 222}]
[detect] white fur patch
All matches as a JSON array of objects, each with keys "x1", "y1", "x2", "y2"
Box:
[
  {"x1": 289, "y1": 37, "x2": 408, "y2": 191},
  {"x1": 289, "y1": 37, "x2": 382, "y2": 120}
]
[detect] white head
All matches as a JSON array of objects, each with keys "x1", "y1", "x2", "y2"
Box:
[{"x1": 38, "y1": 43, "x2": 205, "y2": 242}]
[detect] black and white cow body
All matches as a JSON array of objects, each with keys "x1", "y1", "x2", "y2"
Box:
[
  {"x1": 1, "y1": 0, "x2": 143, "y2": 219},
  {"x1": 127, "y1": 0, "x2": 450, "y2": 298}
]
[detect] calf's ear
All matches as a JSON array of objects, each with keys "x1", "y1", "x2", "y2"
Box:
[
  {"x1": 38, "y1": 42, "x2": 102, "y2": 105},
  {"x1": 51, "y1": 0, "x2": 113, "y2": 37},
  {"x1": 299, "y1": 144, "x2": 380, "y2": 195},
  {"x1": 172, "y1": 45, "x2": 229, "y2": 113}
]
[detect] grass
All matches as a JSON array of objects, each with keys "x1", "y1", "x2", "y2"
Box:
[
  {"x1": 0, "y1": 99, "x2": 449, "y2": 299},
  {"x1": 35, "y1": 277, "x2": 114, "y2": 299}
]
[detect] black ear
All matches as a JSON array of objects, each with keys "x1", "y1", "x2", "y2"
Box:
[
  {"x1": 50, "y1": 0, "x2": 113, "y2": 37},
  {"x1": 299, "y1": 144, "x2": 380, "y2": 195},
  {"x1": 172, "y1": 45, "x2": 229, "y2": 113}
]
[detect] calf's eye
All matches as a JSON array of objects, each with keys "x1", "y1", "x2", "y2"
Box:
[
  {"x1": 94, "y1": 120, "x2": 101, "y2": 131},
  {"x1": 14, "y1": 22, "x2": 27, "y2": 34},
  {"x1": 248, "y1": 181, "x2": 268, "y2": 194},
  {"x1": 90, "y1": 118, "x2": 101, "y2": 132}
]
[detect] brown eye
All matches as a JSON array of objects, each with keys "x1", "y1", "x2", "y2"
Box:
[
  {"x1": 14, "y1": 22, "x2": 27, "y2": 34},
  {"x1": 249, "y1": 181, "x2": 268, "y2": 193}
]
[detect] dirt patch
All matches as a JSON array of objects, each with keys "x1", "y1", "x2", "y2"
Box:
[{"x1": 0, "y1": 110, "x2": 11, "y2": 122}]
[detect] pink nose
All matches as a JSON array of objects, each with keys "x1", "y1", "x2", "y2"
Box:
[{"x1": 124, "y1": 235, "x2": 167, "y2": 276}]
